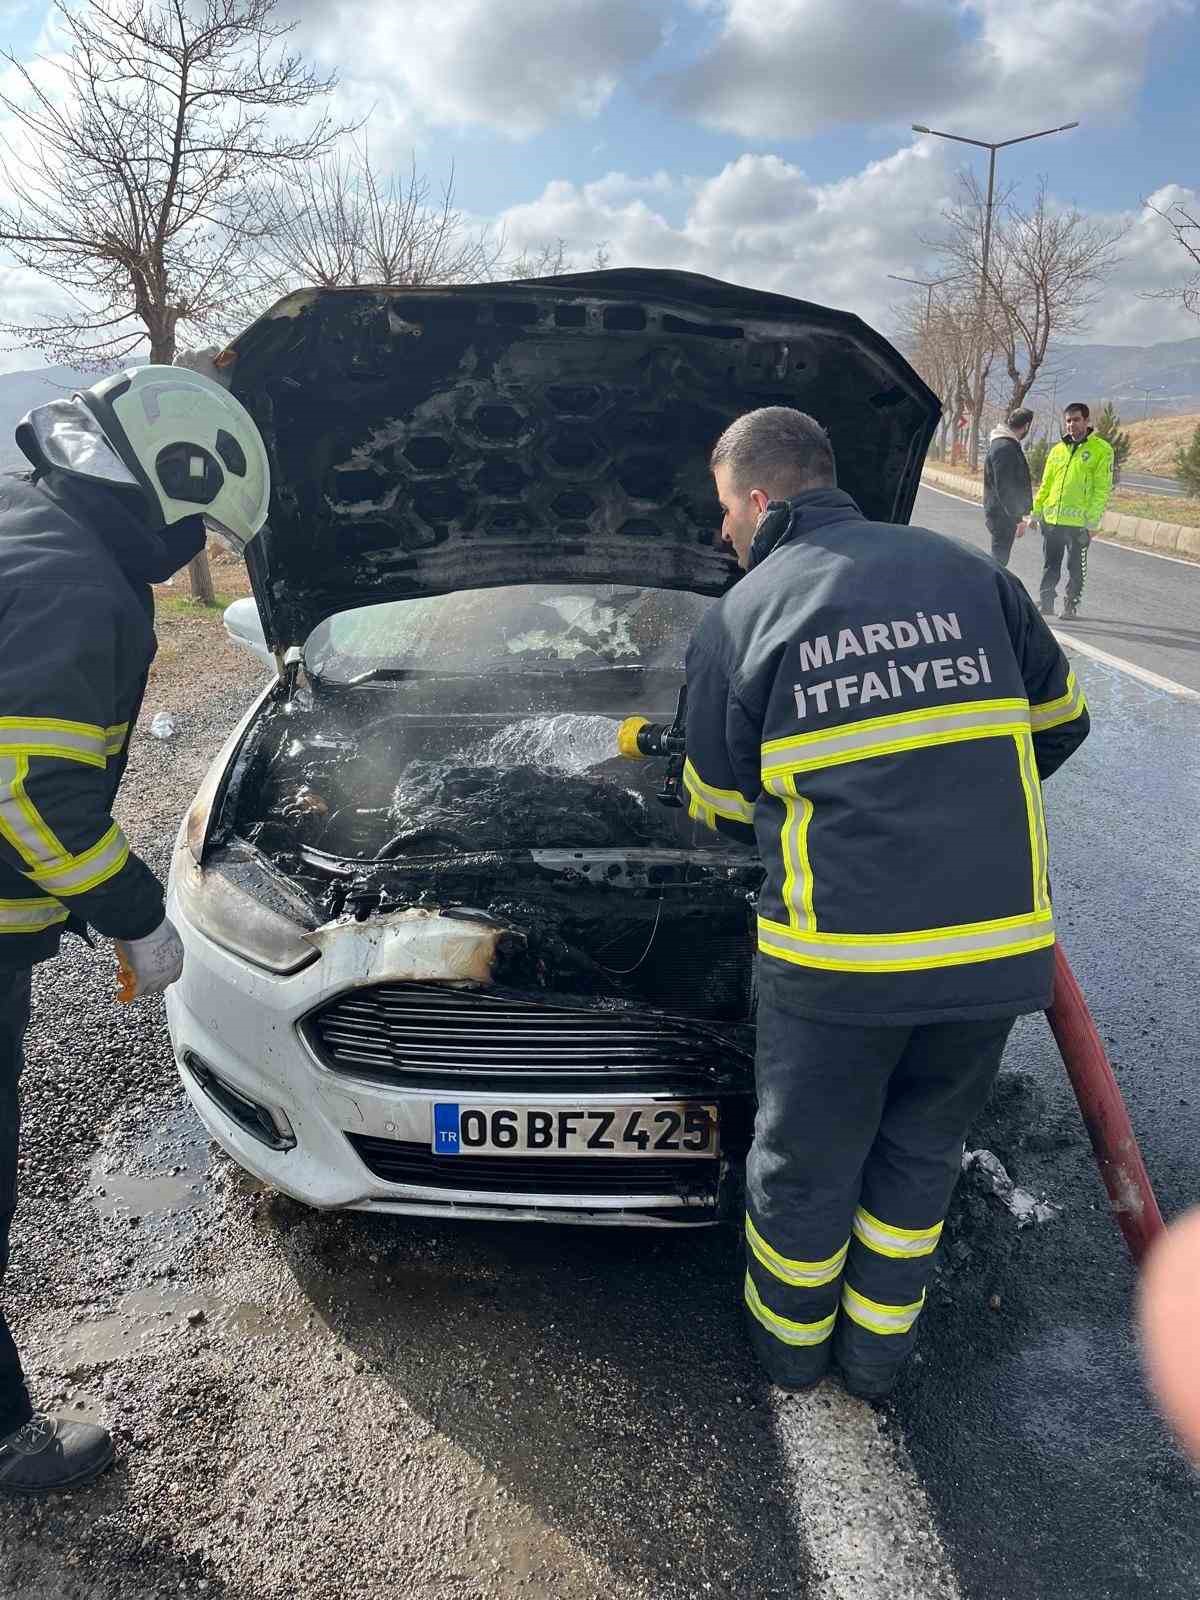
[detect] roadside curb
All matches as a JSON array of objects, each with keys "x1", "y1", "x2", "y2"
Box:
[{"x1": 921, "y1": 467, "x2": 1200, "y2": 563}]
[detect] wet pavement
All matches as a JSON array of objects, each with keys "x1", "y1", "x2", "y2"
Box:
[
  {"x1": 2, "y1": 556, "x2": 1198, "y2": 1598},
  {"x1": 906, "y1": 489, "x2": 1200, "y2": 1598}
]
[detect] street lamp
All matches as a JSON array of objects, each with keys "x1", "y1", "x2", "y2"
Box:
[
  {"x1": 912, "y1": 119, "x2": 1080, "y2": 469},
  {"x1": 886, "y1": 272, "x2": 954, "y2": 324}
]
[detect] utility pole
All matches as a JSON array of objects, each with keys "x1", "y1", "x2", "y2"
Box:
[
  {"x1": 912, "y1": 119, "x2": 1079, "y2": 471},
  {"x1": 886, "y1": 272, "x2": 952, "y2": 326}
]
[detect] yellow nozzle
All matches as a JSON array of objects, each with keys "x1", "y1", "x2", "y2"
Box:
[{"x1": 617, "y1": 715, "x2": 650, "y2": 759}]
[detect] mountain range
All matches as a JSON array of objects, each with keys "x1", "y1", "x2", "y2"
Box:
[{"x1": 4, "y1": 335, "x2": 1200, "y2": 474}]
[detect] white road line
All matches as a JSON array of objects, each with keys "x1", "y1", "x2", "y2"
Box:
[
  {"x1": 920, "y1": 484, "x2": 1200, "y2": 568},
  {"x1": 1052, "y1": 629, "x2": 1200, "y2": 699},
  {"x1": 922, "y1": 484, "x2": 983, "y2": 509},
  {"x1": 773, "y1": 1387, "x2": 961, "y2": 1600}
]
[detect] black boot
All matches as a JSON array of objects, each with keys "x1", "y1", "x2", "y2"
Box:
[{"x1": 0, "y1": 1412, "x2": 114, "y2": 1495}]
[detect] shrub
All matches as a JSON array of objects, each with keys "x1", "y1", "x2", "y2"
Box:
[
  {"x1": 1175, "y1": 424, "x2": 1200, "y2": 497},
  {"x1": 1026, "y1": 435, "x2": 1051, "y2": 487},
  {"x1": 1095, "y1": 401, "x2": 1131, "y2": 483}
]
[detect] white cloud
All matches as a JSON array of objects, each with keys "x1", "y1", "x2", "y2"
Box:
[
  {"x1": 294, "y1": 0, "x2": 669, "y2": 140},
  {"x1": 498, "y1": 149, "x2": 1200, "y2": 349},
  {"x1": 662, "y1": 0, "x2": 1182, "y2": 140}
]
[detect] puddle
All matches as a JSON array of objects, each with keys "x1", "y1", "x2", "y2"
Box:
[
  {"x1": 89, "y1": 1100, "x2": 212, "y2": 1254},
  {"x1": 58, "y1": 1289, "x2": 313, "y2": 1375}
]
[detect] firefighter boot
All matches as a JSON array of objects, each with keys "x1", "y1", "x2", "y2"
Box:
[{"x1": 0, "y1": 1413, "x2": 114, "y2": 1495}]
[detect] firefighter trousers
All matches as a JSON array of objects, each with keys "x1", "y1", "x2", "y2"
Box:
[{"x1": 743, "y1": 1003, "x2": 1015, "y2": 1389}]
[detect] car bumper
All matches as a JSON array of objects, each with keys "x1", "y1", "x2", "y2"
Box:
[{"x1": 166, "y1": 880, "x2": 747, "y2": 1227}]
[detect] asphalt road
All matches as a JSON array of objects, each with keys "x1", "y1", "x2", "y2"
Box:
[
  {"x1": 3, "y1": 535, "x2": 1198, "y2": 1600},
  {"x1": 905, "y1": 484, "x2": 1200, "y2": 1599},
  {"x1": 1123, "y1": 472, "x2": 1184, "y2": 497},
  {"x1": 916, "y1": 484, "x2": 1200, "y2": 693}
]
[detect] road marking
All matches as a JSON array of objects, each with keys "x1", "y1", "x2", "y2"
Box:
[
  {"x1": 1052, "y1": 630, "x2": 1200, "y2": 699},
  {"x1": 772, "y1": 1387, "x2": 961, "y2": 1599},
  {"x1": 922, "y1": 484, "x2": 983, "y2": 508},
  {"x1": 921, "y1": 484, "x2": 1200, "y2": 568}
]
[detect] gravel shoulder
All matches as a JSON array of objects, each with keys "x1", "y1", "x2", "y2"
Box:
[{"x1": 0, "y1": 591, "x2": 1061, "y2": 1600}]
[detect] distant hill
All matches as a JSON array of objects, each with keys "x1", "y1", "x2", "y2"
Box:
[
  {"x1": 1021, "y1": 336, "x2": 1200, "y2": 420},
  {"x1": 0, "y1": 362, "x2": 124, "y2": 473},
  {"x1": 4, "y1": 332, "x2": 1200, "y2": 474},
  {"x1": 1123, "y1": 412, "x2": 1200, "y2": 475}
]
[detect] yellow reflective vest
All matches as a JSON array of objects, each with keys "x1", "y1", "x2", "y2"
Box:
[{"x1": 1032, "y1": 430, "x2": 1114, "y2": 529}]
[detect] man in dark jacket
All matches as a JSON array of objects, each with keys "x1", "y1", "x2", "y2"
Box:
[
  {"x1": 685, "y1": 407, "x2": 1088, "y2": 1399},
  {"x1": 982, "y1": 407, "x2": 1034, "y2": 568},
  {"x1": 0, "y1": 364, "x2": 269, "y2": 1494}
]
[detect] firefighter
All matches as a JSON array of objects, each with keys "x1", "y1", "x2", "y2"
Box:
[
  {"x1": 0, "y1": 366, "x2": 269, "y2": 1493},
  {"x1": 1022, "y1": 402, "x2": 1114, "y2": 619},
  {"x1": 684, "y1": 407, "x2": 1088, "y2": 1399}
]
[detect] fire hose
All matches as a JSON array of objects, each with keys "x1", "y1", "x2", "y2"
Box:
[
  {"x1": 1046, "y1": 944, "x2": 1165, "y2": 1265},
  {"x1": 619, "y1": 700, "x2": 1165, "y2": 1266}
]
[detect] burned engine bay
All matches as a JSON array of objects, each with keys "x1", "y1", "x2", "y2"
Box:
[{"x1": 213, "y1": 600, "x2": 764, "y2": 1038}]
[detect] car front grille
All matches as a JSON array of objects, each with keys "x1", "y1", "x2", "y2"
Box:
[
  {"x1": 303, "y1": 982, "x2": 748, "y2": 1093},
  {"x1": 345, "y1": 1133, "x2": 720, "y2": 1200}
]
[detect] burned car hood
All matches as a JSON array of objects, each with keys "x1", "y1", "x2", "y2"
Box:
[{"x1": 224, "y1": 269, "x2": 941, "y2": 652}]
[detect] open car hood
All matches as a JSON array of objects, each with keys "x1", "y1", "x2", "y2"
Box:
[{"x1": 224, "y1": 270, "x2": 940, "y2": 652}]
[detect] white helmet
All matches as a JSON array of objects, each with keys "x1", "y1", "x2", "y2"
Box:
[{"x1": 16, "y1": 364, "x2": 270, "y2": 552}]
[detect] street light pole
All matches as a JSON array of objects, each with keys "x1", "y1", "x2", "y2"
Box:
[
  {"x1": 912, "y1": 119, "x2": 1079, "y2": 470},
  {"x1": 886, "y1": 273, "x2": 952, "y2": 326}
]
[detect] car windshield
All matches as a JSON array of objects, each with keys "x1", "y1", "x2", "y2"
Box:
[{"x1": 304, "y1": 584, "x2": 716, "y2": 683}]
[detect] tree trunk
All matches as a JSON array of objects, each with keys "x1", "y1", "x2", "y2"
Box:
[{"x1": 188, "y1": 549, "x2": 216, "y2": 605}]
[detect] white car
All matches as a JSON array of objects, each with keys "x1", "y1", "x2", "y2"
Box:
[{"x1": 166, "y1": 269, "x2": 938, "y2": 1225}]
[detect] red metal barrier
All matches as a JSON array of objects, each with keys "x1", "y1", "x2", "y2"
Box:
[{"x1": 1045, "y1": 944, "x2": 1166, "y2": 1266}]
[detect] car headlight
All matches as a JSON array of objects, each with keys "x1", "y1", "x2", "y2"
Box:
[{"x1": 174, "y1": 845, "x2": 318, "y2": 976}]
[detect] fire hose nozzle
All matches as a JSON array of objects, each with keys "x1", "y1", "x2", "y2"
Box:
[
  {"x1": 617, "y1": 715, "x2": 686, "y2": 760},
  {"x1": 617, "y1": 715, "x2": 651, "y2": 759}
]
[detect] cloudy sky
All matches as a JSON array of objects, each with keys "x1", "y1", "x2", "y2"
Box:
[{"x1": 1, "y1": 0, "x2": 1198, "y2": 372}]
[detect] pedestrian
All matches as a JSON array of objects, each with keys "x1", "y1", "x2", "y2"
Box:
[
  {"x1": 684, "y1": 407, "x2": 1089, "y2": 1399},
  {"x1": 0, "y1": 365, "x2": 269, "y2": 1494},
  {"x1": 1021, "y1": 402, "x2": 1114, "y2": 619},
  {"x1": 983, "y1": 407, "x2": 1035, "y2": 568}
]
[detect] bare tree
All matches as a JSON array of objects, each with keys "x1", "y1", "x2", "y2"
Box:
[
  {"x1": 894, "y1": 282, "x2": 991, "y2": 466},
  {"x1": 262, "y1": 147, "x2": 505, "y2": 289},
  {"x1": 0, "y1": 0, "x2": 348, "y2": 597},
  {"x1": 0, "y1": 0, "x2": 348, "y2": 365},
  {"x1": 1143, "y1": 197, "x2": 1200, "y2": 317},
  {"x1": 928, "y1": 173, "x2": 1123, "y2": 428}
]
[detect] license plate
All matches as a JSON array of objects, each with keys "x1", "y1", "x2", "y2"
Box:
[{"x1": 431, "y1": 1102, "x2": 718, "y2": 1158}]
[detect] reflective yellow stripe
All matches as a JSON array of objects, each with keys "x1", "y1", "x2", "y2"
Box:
[
  {"x1": 841, "y1": 1282, "x2": 925, "y2": 1336},
  {"x1": 852, "y1": 1206, "x2": 942, "y2": 1260},
  {"x1": 1013, "y1": 732, "x2": 1051, "y2": 915},
  {"x1": 762, "y1": 699, "x2": 1031, "y2": 777},
  {"x1": 746, "y1": 1215, "x2": 848, "y2": 1288},
  {"x1": 687, "y1": 793, "x2": 717, "y2": 831},
  {"x1": 758, "y1": 909, "x2": 1055, "y2": 972},
  {"x1": 682, "y1": 760, "x2": 755, "y2": 824},
  {"x1": 0, "y1": 755, "x2": 68, "y2": 867},
  {"x1": 104, "y1": 722, "x2": 130, "y2": 756},
  {"x1": 1029, "y1": 671, "x2": 1087, "y2": 734},
  {"x1": 767, "y1": 776, "x2": 815, "y2": 932},
  {"x1": 0, "y1": 717, "x2": 107, "y2": 767},
  {"x1": 0, "y1": 896, "x2": 69, "y2": 933},
  {"x1": 24, "y1": 822, "x2": 129, "y2": 897},
  {"x1": 744, "y1": 1274, "x2": 838, "y2": 1347}
]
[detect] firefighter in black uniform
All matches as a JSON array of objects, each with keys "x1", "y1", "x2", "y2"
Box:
[
  {"x1": 0, "y1": 365, "x2": 270, "y2": 1493},
  {"x1": 685, "y1": 407, "x2": 1088, "y2": 1399}
]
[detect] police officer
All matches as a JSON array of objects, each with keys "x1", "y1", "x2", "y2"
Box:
[
  {"x1": 684, "y1": 407, "x2": 1088, "y2": 1399},
  {"x1": 0, "y1": 365, "x2": 269, "y2": 1493},
  {"x1": 1023, "y1": 402, "x2": 1114, "y2": 619}
]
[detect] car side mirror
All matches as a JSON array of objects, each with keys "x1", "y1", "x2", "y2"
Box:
[{"x1": 223, "y1": 597, "x2": 274, "y2": 670}]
